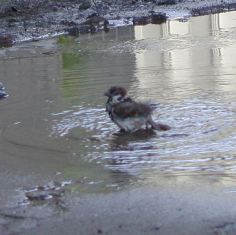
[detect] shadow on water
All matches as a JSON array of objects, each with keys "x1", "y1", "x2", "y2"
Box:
[
  {"x1": 110, "y1": 129, "x2": 157, "y2": 151},
  {"x1": 2, "y1": 12, "x2": 236, "y2": 212}
]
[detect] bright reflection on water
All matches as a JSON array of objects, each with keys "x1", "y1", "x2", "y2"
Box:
[
  {"x1": 1, "y1": 12, "x2": 236, "y2": 198},
  {"x1": 54, "y1": 12, "x2": 236, "y2": 177}
]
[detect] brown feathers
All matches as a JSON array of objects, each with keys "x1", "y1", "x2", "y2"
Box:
[
  {"x1": 104, "y1": 86, "x2": 127, "y2": 98},
  {"x1": 113, "y1": 101, "x2": 152, "y2": 119},
  {"x1": 104, "y1": 86, "x2": 170, "y2": 132}
]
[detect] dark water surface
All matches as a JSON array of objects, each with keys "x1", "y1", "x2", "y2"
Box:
[{"x1": 1, "y1": 12, "x2": 236, "y2": 207}]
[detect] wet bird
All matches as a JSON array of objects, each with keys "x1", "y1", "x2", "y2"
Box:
[{"x1": 104, "y1": 86, "x2": 170, "y2": 133}]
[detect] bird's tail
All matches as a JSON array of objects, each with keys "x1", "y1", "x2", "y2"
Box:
[{"x1": 148, "y1": 118, "x2": 171, "y2": 131}]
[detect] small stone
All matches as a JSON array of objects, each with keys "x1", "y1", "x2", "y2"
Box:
[
  {"x1": 67, "y1": 27, "x2": 80, "y2": 36},
  {"x1": 153, "y1": 226, "x2": 160, "y2": 231},
  {"x1": 4, "y1": 6, "x2": 18, "y2": 16},
  {"x1": 0, "y1": 90, "x2": 8, "y2": 99},
  {"x1": 60, "y1": 20, "x2": 77, "y2": 26},
  {"x1": 52, "y1": 6, "x2": 58, "y2": 12},
  {"x1": 79, "y1": 2, "x2": 91, "y2": 11},
  {"x1": 151, "y1": 13, "x2": 167, "y2": 24},
  {"x1": 0, "y1": 83, "x2": 8, "y2": 99},
  {"x1": 0, "y1": 34, "x2": 13, "y2": 47},
  {"x1": 133, "y1": 16, "x2": 151, "y2": 26},
  {"x1": 157, "y1": 0, "x2": 177, "y2": 5}
]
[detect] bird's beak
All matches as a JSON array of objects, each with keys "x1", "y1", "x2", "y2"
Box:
[{"x1": 104, "y1": 91, "x2": 110, "y2": 97}]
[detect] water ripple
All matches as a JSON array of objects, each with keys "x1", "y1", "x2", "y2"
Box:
[{"x1": 51, "y1": 99, "x2": 236, "y2": 176}]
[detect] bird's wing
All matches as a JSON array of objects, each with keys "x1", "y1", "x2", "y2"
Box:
[{"x1": 112, "y1": 102, "x2": 152, "y2": 119}]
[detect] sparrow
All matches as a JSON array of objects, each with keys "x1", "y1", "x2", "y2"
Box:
[{"x1": 104, "y1": 86, "x2": 170, "y2": 133}]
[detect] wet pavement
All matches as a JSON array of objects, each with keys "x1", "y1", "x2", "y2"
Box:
[
  {"x1": 1, "y1": 11, "x2": 236, "y2": 234},
  {"x1": 1, "y1": 0, "x2": 236, "y2": 44}
]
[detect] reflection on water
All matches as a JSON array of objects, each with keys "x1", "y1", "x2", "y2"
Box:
[{"x1": 1, "y1": 12, "x2": 236, "y2": 204}]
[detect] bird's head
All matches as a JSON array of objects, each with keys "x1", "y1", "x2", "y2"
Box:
[{"x1": 104, "y1": 86, "x2": 128, "y2": 104}]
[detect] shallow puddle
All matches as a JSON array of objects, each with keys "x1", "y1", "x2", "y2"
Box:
[{"x1": 1, "y1": 12, "x2": 236, "y2": 208}]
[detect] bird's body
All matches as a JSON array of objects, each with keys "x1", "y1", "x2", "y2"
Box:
[{"x1": 104, "y1": 86, "x2": 170, "y2": 132}]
